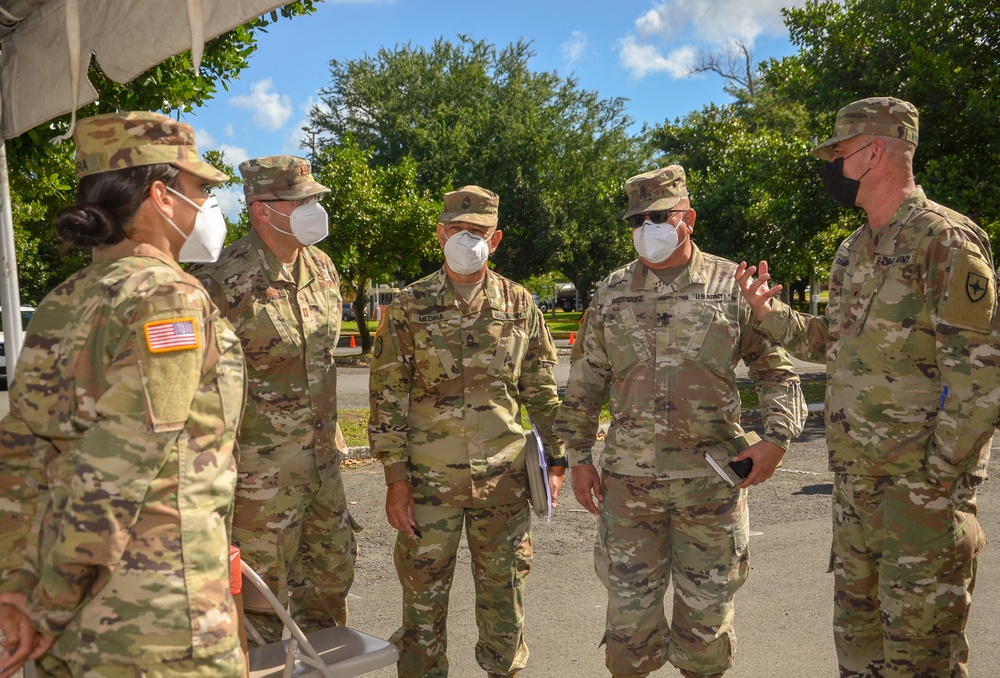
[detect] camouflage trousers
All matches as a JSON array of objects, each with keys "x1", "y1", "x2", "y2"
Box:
[
  {"x1": 596, "y1": 472, "x2": 749, "y2": 677},
  {"x1": 390, "y1": 501, "x2": 533, "y2": 678},
  {"x1": 831, "y1": 472, "x2": 986, "y2": 678},
  {"x1": 232, "y1": 470, "x2": 359, "y2": 643},
  {"x1": 35, "y1": 646, "x2": 246, "y2": 677}
]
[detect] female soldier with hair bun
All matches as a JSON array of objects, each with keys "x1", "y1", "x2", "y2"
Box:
[{"x1": 0, "y1": 111, "x2": 247, "y2": 678}]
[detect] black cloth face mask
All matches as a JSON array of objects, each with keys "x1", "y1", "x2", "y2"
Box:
[{"x1": 822, "y1": 141, "x2": 874, "y2": 208}]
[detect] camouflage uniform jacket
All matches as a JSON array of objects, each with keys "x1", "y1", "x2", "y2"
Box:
[
  {"x1": 368, "y1": 268, "x2": 564, "y2": 507},
  {"x1": 193, "y1": 230, "x2": 342, "y2": 487},
  {"x1": 760, "y1": 187, "x2": 998, "y2": 481},
  {"x1": 0, "y1": 240, "x2": 245, "y2": 665},
  {"x1": 556, "y1": 246, "x2": 805, "y2": 477}
]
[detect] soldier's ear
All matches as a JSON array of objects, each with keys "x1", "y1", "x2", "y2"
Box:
[
  {"x1": 488, "y1": 229, "x2": 503, "y2": 253},
  {"x1": 148, "y1": 180, "x2": 175, "y2": 219},
  {"x1": 685, "y1": 209, "x2": 697, "y2": 231}
]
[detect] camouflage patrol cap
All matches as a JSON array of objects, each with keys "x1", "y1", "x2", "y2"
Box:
[
  {"x1": 73, "y1": 111, "x2": 228, "y2": 183},
  {"x1": 240, "y1": 155, "x2": 330, "y2": 203},
  {"x1": 439, "y1": 185, "x2": 499, "y2": 227},
  {"x1": 812, "y1": 97, "x2": 919, "y2": 160},
  {"x1": 623, "y1": 165, "x2": 688, "y2": 220}
]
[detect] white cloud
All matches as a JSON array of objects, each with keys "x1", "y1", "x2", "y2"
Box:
[
  {"x1": 562, "y1": 31, "x2": 588, "y2": 69},
  {"x1": 619, "y1": 36, "x2": 697, "y2": 79},
  {"x1": 195, "y1": 127, "x2": 217, "y2": 150},
  {"x1": 218, "y1": 144, "x2": 250, "y2": 168},
  {"x1": 224, "y1": 123, "x2": 235, "y2": 138},
  {"x1": 621, "y1": 0, "x2": 808, "y2": 79},
  {"x1": 230, "y1": 79, "x2": 293, "y2": 131},
  {"x1": 329, "y1": 0, "x2": 393, "y2": 3},
  {"x1": 215, "y1": 186, "x2": 245, "y2": 221}
]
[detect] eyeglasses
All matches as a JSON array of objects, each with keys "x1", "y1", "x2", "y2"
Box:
[{"x1": 625, "y1": 209, "x2": 688, "y2": 229}]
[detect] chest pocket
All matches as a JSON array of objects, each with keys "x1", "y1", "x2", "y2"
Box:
[
  {"x1": 857, "y1": 275, "x2": 918, "y2": 359},
  {"x1": 684, "y1": 304, "x2": 739, "y2": 377},
  {"x1": 487, "y1": 320, "x2": 529, "y2": 382},
  {"x1": 241, "y1": 293, "x2": 303, "y2": 372},
  {"x1": 412, "y1": 321, "x2": 461, "y2": 390},
  {"x1": 605, "y1": 306, "x2": 651, "y2": 377}
]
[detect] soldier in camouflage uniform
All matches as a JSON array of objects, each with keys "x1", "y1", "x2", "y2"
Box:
[
  {"x1": 191, "y1": 156, "x2": 358, "y2": 643},
  {"x1": 556, "y1": 165, "x2": 806, "y2": 678},
  {"x1": 0, "y1": 111, "x2": 245, "y2": 677},
  {"x1": 736, "y1": 97, "x2": 998, "y2": 677},
  {"x1": 368, "y1": 186, "x2": 566, "y2": 678}
]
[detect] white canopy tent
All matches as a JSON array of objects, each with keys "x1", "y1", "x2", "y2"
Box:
[{"x1": 0, "y1": 0, "x2": 289, "y2": 377}]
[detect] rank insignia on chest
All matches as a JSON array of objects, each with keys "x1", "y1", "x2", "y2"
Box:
[
  {"x1": 657, "y1": 312, "x2": 672, "y2": 326},
  {"x1": 144, "y1": 318, "x2": 199, "y2": 353}
]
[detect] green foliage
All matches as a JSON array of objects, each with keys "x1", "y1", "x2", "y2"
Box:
[
  {"x1": 201, "y1": 149, "x2": 251, "y2": 246},
  {"x1": 310, "y1": 36, "x2": 645, "y2": 298},
  {"x1": 652, "y1": 99, "x2": 850, "y2": 286},
  {"x1": 777, "y1": 0, "x2": 1000, "y2": 258},
  {"x1": 311, "y1": 138, "x2": 441, "y2": 352},
  {"x1": 5, "y1": 2, "x2": 319, "y2": 301}
]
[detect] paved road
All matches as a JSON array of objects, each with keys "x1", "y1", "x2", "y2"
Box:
[
  {"x1": 324, "y1": 348, "x2": 997, "y2": 676},
  {"x1": 341, "y1": 419, "x2": 1000, "y2": 677}
]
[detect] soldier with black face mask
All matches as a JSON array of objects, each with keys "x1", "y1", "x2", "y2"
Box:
[{"x1": 736, "y1": 97, "x2": 1000, "y2": 678}]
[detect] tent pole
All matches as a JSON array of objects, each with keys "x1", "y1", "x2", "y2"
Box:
[{"x1": 0, "y1": 141, "x2": 24, "y2": 380}]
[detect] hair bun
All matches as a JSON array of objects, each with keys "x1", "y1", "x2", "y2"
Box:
[{"x1": 54, "y1": 203, "x2": 121, "y2": 248}]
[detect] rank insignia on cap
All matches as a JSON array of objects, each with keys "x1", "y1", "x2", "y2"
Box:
[{"x1": 144, "y1": 318, "x2": 200, "y2": 353}]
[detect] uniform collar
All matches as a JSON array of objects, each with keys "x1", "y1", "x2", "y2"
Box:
[
  {"x1": 867, "y1": 186, "x2": 927, "y2": 256},
  {"x1": 631, "y1": 243, "x2": 705, "y2": 293},
  {"x1": 249, "y1": 228, "x2": 313, "y2": 286},
  {"x1": 433, "y1": 267, "x2": 503, "y2": 312},
  {"x1": 92, "y1": 238, "x2": 184, "y2": 272}
]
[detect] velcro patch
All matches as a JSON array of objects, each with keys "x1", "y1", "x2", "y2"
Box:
[
  {"x1": 144, "y1": 318, "x2": 200, "y2": 353},
  {"x1": 941, "y1": 250, "x2": 995, "y2": 332}
]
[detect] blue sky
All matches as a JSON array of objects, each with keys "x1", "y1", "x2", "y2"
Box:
[{"x1": 186, "y1": 0, "x2": 809, "y2": 217}]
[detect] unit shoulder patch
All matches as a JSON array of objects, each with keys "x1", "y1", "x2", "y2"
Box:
[{"x1": 941, "y1": 250, "x2": 995, "y2": 333}]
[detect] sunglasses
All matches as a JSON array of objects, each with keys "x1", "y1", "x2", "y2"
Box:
[{"x1": 625, "y1": 209, "x2": 687, "y2": 229}]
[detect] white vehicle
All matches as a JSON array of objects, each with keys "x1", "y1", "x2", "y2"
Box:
[{"x1": 0, "y1": 306, "x2": 36, "y2": 386}]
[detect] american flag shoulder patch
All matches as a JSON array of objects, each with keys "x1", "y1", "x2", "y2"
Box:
[{"x1": 144, "y1": 318, "x2": 200, "y2": 353}]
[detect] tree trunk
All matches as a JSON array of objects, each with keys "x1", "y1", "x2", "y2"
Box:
[{"x1": 355, "y1": 274, "x2": 373, "y2": 353}]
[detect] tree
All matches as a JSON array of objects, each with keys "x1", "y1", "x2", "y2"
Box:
[
  {"x1": 777, "y1": 0, "x2": 1000, "y2": 255},
  {"x1": 311, "y1": 138, "x2": 441, "y2": 352},
  {"x1": 310, "y1": 36, "x2": 645, "y2": 299},
  {"x1": 5, "y1": 2, "x2": 320, "y2": 303}
]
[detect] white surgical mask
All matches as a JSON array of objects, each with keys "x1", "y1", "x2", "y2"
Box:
[
  {"x1": 632, "y1": 219, "x2": 686, "y2": 264},
  {"x1": 159, "y1": 187, "x2": 227, "y2": 263},
  {"x1": 443, "y1": 230, "x2": 490, "y2": 275},
  {"x1": 263, "y1": 200, "x2": 329, "y2": 245}
]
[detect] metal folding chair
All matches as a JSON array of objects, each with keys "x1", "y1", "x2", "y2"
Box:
[{"x1": 240, "y1": 560, "x2": 399, "y2": 678}]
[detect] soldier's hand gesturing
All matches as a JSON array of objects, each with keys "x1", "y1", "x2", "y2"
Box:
[{"x1": 735, "y1": 261, "x2": 782, "y2": 323}]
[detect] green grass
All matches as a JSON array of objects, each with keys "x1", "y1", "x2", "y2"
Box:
[
  {"x1": 338, "y1": 409, "x2": 369, "y2": 447},
  {"x1": 341, "y1": 320, "x2": 379, "y2": 333},
  {"x1": 738, "y1": 379, "x2": 825, "y2": 409},
  {"x1": 541, "y1": 310, "x2": 584, "y2": 334}
]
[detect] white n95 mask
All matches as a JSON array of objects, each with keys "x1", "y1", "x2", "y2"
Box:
[
  {"x1": 263, "y1": 200, "x2": 330, "y2": 245},
  {"x1": 443, "y1": 231, "x2": 490, "y2": 275},
  {"x1": 160, "y1": 187, "x2": 228, "y2": 263},
  {"x1": 632, "y1": 219, "x2": 686, "y2": 264}
]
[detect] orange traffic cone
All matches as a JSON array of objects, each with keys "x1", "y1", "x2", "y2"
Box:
[
  {"x1": 350, "y1": 334, "x2": 356, "y2": 348},
  {"x1": 569, "y1": 331, "x2": 575, "y2": 345}
]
